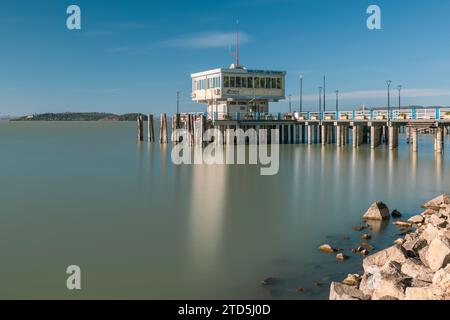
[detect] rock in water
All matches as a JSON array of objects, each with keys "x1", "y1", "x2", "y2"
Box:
[
  {"x1": 363, "y1": 202, "x2": 390, "y2": 221},
  {"x1": 361, "y1": 233, "x2": 372, "y2": 240},
  {"x1": 342, "y1": 274, "x2": 361, "y2": 286},
  {"x1": 329, "y1": 282, "x2": 368, "y2": 300},
  {"x1": 318, "y1": 244, "x2": 335, "y2": 253},
  {"x1": 336, "y1": 253, "x2": 349, "y2": 261},
  {"x1": 408, "y1": 215, "x2": 425, "y2": 224},
  {"x1": 391, "y1": 210, "x2": 402, "y2": 218}
]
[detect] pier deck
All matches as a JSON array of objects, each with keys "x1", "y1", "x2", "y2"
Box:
[{"x1": 139, "y1": 107, "x2": 450, "y2": 153}]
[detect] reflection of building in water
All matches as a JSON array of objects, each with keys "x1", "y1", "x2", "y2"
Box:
[{"x1": 188, "y1": 164, "x2": 228, "y2": 269}]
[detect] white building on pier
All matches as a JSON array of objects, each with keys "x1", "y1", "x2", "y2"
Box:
[{"x1": 191, "y1": 64, "x2": 286, "y2": 120}]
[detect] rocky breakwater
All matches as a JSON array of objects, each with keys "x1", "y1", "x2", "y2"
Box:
[{"x1": 330, "y1": 195, "x2": 450, "y2": 300}]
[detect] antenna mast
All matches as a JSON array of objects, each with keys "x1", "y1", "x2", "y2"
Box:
[{"x1": 236, "y1": 19, "x2": 239, "y2": 67}]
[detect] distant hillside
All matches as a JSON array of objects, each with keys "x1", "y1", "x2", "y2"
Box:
[{"x1": 12, "y1": 112, "x2": 148, "y2": 121}]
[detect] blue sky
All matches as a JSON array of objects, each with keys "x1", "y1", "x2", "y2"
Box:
[{"x1": 1, "y1": 0, "x2": 450, "y2": 115}]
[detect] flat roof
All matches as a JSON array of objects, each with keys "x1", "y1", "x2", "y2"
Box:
[{"x1": 191, "y1": 67, "x2": 286, "y2": 78}]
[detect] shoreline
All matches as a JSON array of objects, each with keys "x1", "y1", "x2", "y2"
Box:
[{"x1": 329, "y1": 195, "x2": 450, "y2": 300}]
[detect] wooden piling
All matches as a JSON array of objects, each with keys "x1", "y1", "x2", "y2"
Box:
[
  {"x1": 137, "y1": 114, "x2": 144, "y2": 141},
  {"x1": 147, "y1": 114, "x2": 155, "y2": 142},
  {"x1": 159, "y1": 113, "x2": 168, "y2": 144}
]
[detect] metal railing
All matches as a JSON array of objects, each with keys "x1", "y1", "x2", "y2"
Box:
[{"x1": 206, "y1": 107, "x2": 450, "y2": 122}]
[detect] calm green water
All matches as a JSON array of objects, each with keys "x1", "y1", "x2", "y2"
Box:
[{"x1": 0, "y1": 121, "x2": 449, "y2": 299}]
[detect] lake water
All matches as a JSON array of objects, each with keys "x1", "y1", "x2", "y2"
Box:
[{"x1": 0, "y1": 121, "x2": 449, "y2": 299}]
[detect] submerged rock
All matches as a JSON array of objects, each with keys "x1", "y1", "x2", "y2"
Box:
[
  {"x1": 336, "y1": 253, "x2": 349, "y2": 261},
  {"x1": 296, "y1": 287, "x2": 306, "y2": 293},
  {"x1": 261, "y1": 277, "x2": 277, "y2": 286},
  {"x1": 318, "y1": 244, "x2": 336, "y2": 254},
  {"x1": 361, "y1": 233, "x2": 372, "y2": 240},
  {"x1": 363, "y1": 202, "x2": 391, "y2": 221},
  {"x1": 359, "y1": 242, "x2": 375, "y2": 251},
  {"x1": 393, "y1": 220, "x2": 413, "y2": 228},
  {"x1": 391, "y1": 210, "x2": 402, "y2": 218}
]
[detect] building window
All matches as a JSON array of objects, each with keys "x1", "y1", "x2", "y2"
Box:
[
  {"x1": 236, "y1": 77, "x2": 241, "y2": 88},
  {"x1": 254, "y1": 77, "x2": 260, "y2": 88},
  {"x1": 271, "y1": 78, "x2": 276, "y2": 89},
  {"x1": 230, "y1": 77, "x2": 236, "y2": 88},
  {"x1": 247, "y1": 77, "x2": 253, "y2": 88},
  {"x1": 242, "y1": 77, "x2": 247, "y2": 88},
  {"x1": 266, "y1": 77, "x2": 271, "y2": 89},
  {"x1": 260, "y1": 77, "x2": 266, "y2": 89},
  {"x1": 224, "y1": 76, "x2": 230, "y2": 88},
  {"x1": 276, "y1": 78, "x2": 282, "y2": 89}
]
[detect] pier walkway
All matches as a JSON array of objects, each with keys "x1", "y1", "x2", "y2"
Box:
[{"x1": 137, "y1": 108, "x2": 450, "y2": 153}]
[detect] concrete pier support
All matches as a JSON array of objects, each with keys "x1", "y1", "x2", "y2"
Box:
[
  {"x1": 307, "y1": 124, "x2": 312, "y2": 145},
  {"x1": 352, "y1": 125, "x2": 359, "y2": 148},
  {"x1": 194, "y1": 114, "x2": 206, "y2": 145},
  {"x1": 336, "y1": 125, "x2": 342, "y2": 147},
  {"x1": 346, "y1": 126, "x2": 350, "y2": 144},
  {"x1": 236, "y1": 125, "x2": 245, "y2": 145},
  {"x1": 435, "y1": 127, "x2": 443, "y2": 153},
  {"x1": 225, "y1": 125, "x2": 233, "y2": 145},
  {"x1": 301, "y1": 125, "x2": 306, "y2": 144},
  {"x1": 389, "y1": 125, "x2": 399, "y2": 150},
  {"x1": 412, "y1": 128, "x2": 419, "y2": 152},
  {"x1": 370, "y1": 126, "x2": 379, "y2": 149},
  {"x1": 321, "y1": 125, "x2": 326, "y2": 145},
  {"x1": 314, "y1": 125, "x2": 318, "y2": 144}
]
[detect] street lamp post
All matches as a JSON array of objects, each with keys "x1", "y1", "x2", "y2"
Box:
[
  {"x1": 397, "y1": 85, "x2": 402, "y2": 112},
  {"x1": 299, "y1": 75, "x2": 303, "y2": 113},
  {"x1": 335, "y1": 90, "x2": 340, "y2": 113},
  {"x1": 323, "y1": 76, "x2": 326, "y2": 112},
  {"x1": 386, "y1": 80, "x2": 392, "y2": 120},
  {"x1": 176, "y1": 91, "x2": 180, "y2": 114},
  {"x1": 288, "y1": 94, "x2": 292, "y2": 113},
  {"x1": 319, "y1": 86, "x2": 323, "y2": 114}
]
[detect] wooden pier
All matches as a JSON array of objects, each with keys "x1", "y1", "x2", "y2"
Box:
[{"x1": 138, "y1": 108, "x2": 450, "y2": 153}]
